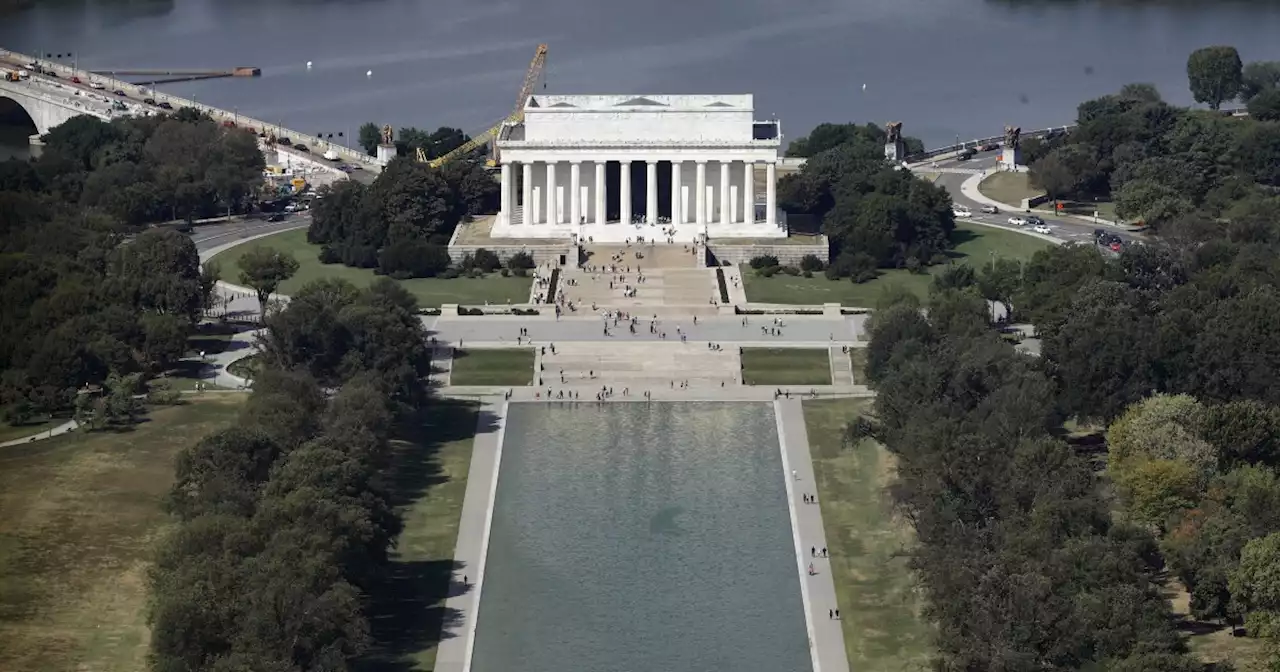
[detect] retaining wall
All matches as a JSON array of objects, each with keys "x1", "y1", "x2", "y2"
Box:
[
  {"x1": 447, "y1": 243, "x2": 571, "y2": 266},
  {"x1": 707, "y1": 236, "x2": 830, "y2": 266}
]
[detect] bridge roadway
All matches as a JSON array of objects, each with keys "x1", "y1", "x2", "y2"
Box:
[{"x1": 0, "y1": 48, "x2": 382, "y2": 174}]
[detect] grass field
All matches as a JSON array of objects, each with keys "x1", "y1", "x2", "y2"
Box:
[
  {"x1": 803, "y1": 398, "x2": 933, "y2": 671},
  {"x1": 207, "y1": 228, "x2": 533, "y2": 307},
  {"x1": 740, "y1": 348, "x2": 832, "y2": 385},
  {"x1": 449, "y1": 349, "x2": 535, "y2": 386},
  {"x1": 849, "y1": 348, "x2": 868, "y2": 384},
  {"x1": 0, "y1": 417, "x2": 60, "y2": 444},
  {"x1": 978, "y1": 171, "x2": 1044, "y2": 206},
  {"x1": 741, "y1": 223, "x2": 1050, "y2": 307},
  {"x1": 0, "y1": 396, "x2": 245, "y2": 672},
  {"x1": 1165, "y1": 579, "x2": 1268, "y2": 672},
  {"x1": 360, "y1": 400, "x2": 478, "y2": 672}
]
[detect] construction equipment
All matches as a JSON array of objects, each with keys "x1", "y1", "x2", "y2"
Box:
[{"x1": 416, "y1": 43, "x2": 547, "y2": 169}]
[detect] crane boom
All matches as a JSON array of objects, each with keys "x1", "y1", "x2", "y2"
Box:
[{"x1": 423, "y1": 43, "x2": 547, "y2": 169}]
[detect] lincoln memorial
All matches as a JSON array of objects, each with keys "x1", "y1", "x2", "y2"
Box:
[{"x1": 489, "y1": 94, "x2": 786, "y2": 242}]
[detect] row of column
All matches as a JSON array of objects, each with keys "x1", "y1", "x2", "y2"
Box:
[{"x1": 499, "y1": 159, "x2": 777, "y2": 227}]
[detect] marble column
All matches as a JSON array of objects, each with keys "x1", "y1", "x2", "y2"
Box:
[
  {"x1": 766, "y1": 161, "x2": 777, "y2": 227},
  {"x1": 500, "y1": 163, "x2": 512, "y2": 225},
  {"x1": 671, "y1": 160, "x2": 683, "y2": 224},
  {"x1": 743, "y1": 161, "x2": 754, "y2": 224},
  {"x1": 595, "y1": 161, "x2": 606, "y2": 224},
  {"x1": 646, "y1": 160, "x2": 658, "y2": 225},
  {"x1": 570, "y1": 161, "x2": 581, "y2": 226},
  {"x1": 521, "y1": 162, "x2": 533, "y2": 226},
  {"x1": 546, "y1": 161, "x2": 558, "y2": 225},
  {"x1": 719, "y1": 161, "x2": 731, "y2": 225},
  {"x1": 620, "y1": 161, "x2": 631, "y2": 225},
  {"x1": 695, "y1": 160, "x2": 707, "y2": 226}
]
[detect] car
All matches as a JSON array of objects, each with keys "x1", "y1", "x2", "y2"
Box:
[
  {"x1": 45, "y1": 71, "x2": 57, "y2": 78},
  {"x1": 90, "y1": 81, "x2": 105, "y2": 90},
  {"x1": 981, "y1": 205, "x2": 999, "y2": 214},
  {"x1": 70, "y1": 76, "x2": 82, "y2": 84},
  {"x1": 277, "y1": 137, "x2": 292, "y2": 146},
  {"x1": 1109, "y1": 241, "x2": 1123, "y2": 252},
  {"x1": 1026, "y1": 215, "x2": 1045, "y2": 226},
  {"x1": 957, "y1": 147, "x2": 977, "y2": 160},
  {"x1": 114, "y1": 89, "x2": 127, "y2": 96},
  {"x1": 952, "y1": 206, "x2": 971, "y2": 218},
  {"x1": 1093, "y1": 228, "x2": 1107, "y2": 241},
  {"x1": 980, "y1": 143, "x2": 999, "y2": 152},
  {"x1": 293, "y1": 143, "x2": 309, "y2": 153},
  {"x1": 284, "y1": 203, "x2": 298, "y2": 212},
  {"x1": 267, "y1": 213, "x2": 285, "y2": 222},
  {"x1": 143, "y1": 97, "x2": 156, "y2": 105},
  {"x1": 1008, "y1": 216, "x2": 1027, "y2": 226},
  {"x1": 1033, "y1": 224, "x2": 1052, "y2": 234},
  {"x1": 157, "y1": 101, "x2": 172, "y2": 109}
]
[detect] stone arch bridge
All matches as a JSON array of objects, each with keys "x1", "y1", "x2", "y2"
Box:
[{"x1": 0, "y1": 77, "x2": 112, "y2": 136}]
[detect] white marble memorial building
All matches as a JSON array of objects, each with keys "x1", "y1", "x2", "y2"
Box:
[{"x1": 491, "y1": 94, "x2": 785, "y2": 241}]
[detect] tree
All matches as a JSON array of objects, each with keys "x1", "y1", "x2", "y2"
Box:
[
  {"x1": 1240, "y1": 61, "x2": 1280, "y2": 102},
  {"x1": 1118, "y1": 83, "x2": 1163, "y2": 103},
  {"x1": 1248, "y1": 87, "x2": 1280, "y2": 122},
  {"x1": 236, "y1": 246, "x2": 299, "y2": 315},
  {"x1": 1230, "y1": 532, "x2": 1280, "y2": 661},
  {"x1": 1114, "y1": 178, "x2": 1193, "y2": 226},
  {"x1": 1108, "y1": 394, "x2": 1214, "y2": 475},
  {"x1": 1029, "y1": 143, "x2": 1102, "y2": 201},
  {"x1": 358, "y1": 122, "x2": 382, "y2": 156},
  {"x1": 1187, "y1": 46, "x2": 1243, "y2": 110},
  {"x1": 978, "y1": 257, "x2": 1022, "y2": 321}
]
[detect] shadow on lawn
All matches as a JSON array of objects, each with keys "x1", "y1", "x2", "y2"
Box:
[{"x1": 358, "y1": 399, "x2": 493, "y2": 672}]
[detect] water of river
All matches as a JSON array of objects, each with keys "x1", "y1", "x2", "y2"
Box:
[{"x1": 2, "y1": 0, "x2": 1279, "y2": 155}]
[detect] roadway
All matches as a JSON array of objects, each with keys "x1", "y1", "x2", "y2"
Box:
[
  {"x1": 190, "y1": 212, "x2": 310, "y2": 255},
  {"x1": 925, "y1": 150, "x2": 1137, "y2": 247}
]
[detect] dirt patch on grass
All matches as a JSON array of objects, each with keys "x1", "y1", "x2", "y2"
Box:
[{"x1": 0, "y1": 397, "x2": 245, "y2": 672}]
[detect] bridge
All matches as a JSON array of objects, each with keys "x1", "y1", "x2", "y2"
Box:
[{"x1": 0, "y1": 48, "x2": 383, "y2": 173}]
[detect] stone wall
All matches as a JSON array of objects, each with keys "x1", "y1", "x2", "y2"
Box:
[
  {"x1": 447, "y1": 243, "x2": 572, "y2": 266},
  {"x1": 706, "y1": 236, "x2": 829, "y2": 266}
]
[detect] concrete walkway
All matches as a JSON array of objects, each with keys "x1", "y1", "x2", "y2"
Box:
[
  {"x1": 0, "y1": 419, "x2": 79, "y2": 448},
  {"x1": 434, "y1": 398, "x2": 508, "y2": 672},
  {"x1": 776, "y1": 397, "x2": 850, "y2": 672}
]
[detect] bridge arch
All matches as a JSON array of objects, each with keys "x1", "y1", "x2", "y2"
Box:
[{"x1": 0, "y1": 94, "x2": 40, "y2": 141}]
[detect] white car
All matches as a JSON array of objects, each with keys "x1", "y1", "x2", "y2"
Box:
[
  {"x1": 1008, "y1": 216, "x2": 1028, "y2": 226},
  {"x1": 1033, "y1": 224, "x2": 1052, "y2": 235},
  {"x1": 952, "y1": 207, "x2": 971, "y2": 218},
  {"x1": 90, "y1": 81, "x2": 105, "y2": 90}
]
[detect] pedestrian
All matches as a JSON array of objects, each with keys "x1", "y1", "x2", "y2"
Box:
[
  {"x1": 808, "y1": 563, "x2": 815, "y2": 575},
  {"x1": 811, "y1": 546, "x2": 815, "y2": 557},
  {"x1": 835, "y1": 609, "x2": 840, "y2": 619},
  {"x1": 829, "y1": 609, "x2": 834, "y2": 620},
  {"x1": 463, "y1": 574, "x2": 468, "y2": 586},
  {"x1": 822, "y1": 547, "x2": 828, "y2": 557},
  {"x1": 792, "y1": 469, "x2": 798, "y2": 480}
]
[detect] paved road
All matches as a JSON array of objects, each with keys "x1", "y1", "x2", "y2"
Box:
[
  {"x1": 927, "y1": 150, "x2": 1135, "y2": 246},
  {"x1": 190, "y1": 213, "x2": 310, "y2": 254}
]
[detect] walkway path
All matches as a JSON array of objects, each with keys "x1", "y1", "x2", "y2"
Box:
[
  {"x1": 0, "y1": 419, "x2": 79, "y2": 448},
  {"x1": 777, "y1": 397, "x2": 851, "y2": 672}
]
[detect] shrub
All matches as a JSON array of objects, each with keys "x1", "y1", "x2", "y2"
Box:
[
  {"x1": 500, "y1": 267, "x2": 510, "y2": 277},
  {"x1": 147, "y1": 381, "x2": 182, "y2": 406},
  {"x1": 802, "y1": 270, "x2": 813, "y2": 278},
  {"x1": 757, "y1": 266, "x2": 779, "y2": 278},
  {"x1": 317, "y1": 245, "x2": 341, "y2": 264},
  {"x1": 929, "y1": 253, "x2": 950, "y2": 266},
  {"x1": 3, "y1": 399, "x2": 35, "y2": 426},
  {"x1": 849, "y1": 252, "x2": 879, "y2": 283},
  {"x1": 378, "y1": 240, "x2": 451, "y2": 278},
  {"x1": 440, "y1": 267, "x2": 461, "y2": 279},
  {"x1": 749, "y1": 254, "x2": 779, "y2": 269},
  {"x1": 512, "y1": 267, "x2": 529, "y2": 277},
  {"x1": 473, "y1": 248, "x2": 501, "y2": 272},
  {"x1": 342, "y1": 244, "x2": 379, "y2": 269},
  {"x1": 512, "y1": 308, "x2": 540, "y2": 315},
  {"x1": 467, "y1": 268, "x2": 484, "y2": 279},
  {"x1": 799, "y1": 254, "x2": 825, "y2": 272},
  {"x1": 458, "y1": 306, "x2": 483, "y2": 315},
  {"x1": 507, "y1": 251, "x2": 535, "y2": 270},
  {"x1": 780, "y1": 265, "x2": 801, "y2": 276}
]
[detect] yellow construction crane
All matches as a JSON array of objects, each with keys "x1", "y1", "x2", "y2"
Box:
[{"x1": 416, "y1": 43, "x2": 548, "y2": 168}]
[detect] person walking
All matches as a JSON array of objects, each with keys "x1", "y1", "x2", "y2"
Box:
[{"x1": 811, "y1": 546, "x2": 816, "y2": 557}]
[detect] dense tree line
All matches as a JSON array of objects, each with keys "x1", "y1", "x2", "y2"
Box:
[
  {"x1": 148, "y1": 276, "x2": 432, "y2": 670},
  {"x1": 865, "y1": 294, "x2": 1211, "y2": 672},
  {"x1": 307, "y1": 156, "x2": 499, "y2": 277},
  {"x1": 0, "y1": 111, "x2": 257, "y2": 420},
  {"x1": 356, "y1": 122, "x2": 470, "y2": 160},
  {"x1": 777, "y1": 123, "x2": 955, "y2": 278},
  {"x1": 1026, "y1": 47, "x2": 1280, "y2": 226}
]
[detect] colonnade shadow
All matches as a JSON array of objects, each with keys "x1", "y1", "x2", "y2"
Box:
[
  {"x1": 604, "y1": 159, "x2": 674, "y2": 221},
  {"x1": 356, "y1": 399, "x2": 498, "y2": 671}
]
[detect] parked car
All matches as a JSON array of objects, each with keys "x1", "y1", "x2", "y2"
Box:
[
  {"x1": 981, "y1": 205, "x2": 999, "y2": 214},
  {"x1": 267, "y1": 213, "x2": 285, "y2": 222},
  {"x1": 114, "y1": 89, "x2": 127, "y2": 96},
  {"x1": 143, "y1": 97, "x2": 157, "y2": 105},
  {"x1": 952, "y1": 206, "x2": 971, "y2": 218},
  {"x1": 157, "y1": 101, "x2": 172, "y2": 110},
  {"x1": 70, "y1": 76, "x2": 82, "y2": 84},
  {"x1": 90, "y1": 81, "x2": 105, "y2": 89},
  {"x1": 277, "y1": 137, "x2": 292, "y2": 146},
  {"x1": 980, "y1": 143, "x2": 999, "y2": 152},
  {"x1": 1008, "y1": 216, "x2": 1028, "y2": 226},
  {"x1": 293, "y1": 143, "x2": 309, "y2": 153},
  {"x1": 1033, "y1": 224, "x2": 1052, "y2": 234}
]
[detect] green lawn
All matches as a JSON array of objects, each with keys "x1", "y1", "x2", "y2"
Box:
[
  {"x1": 227, "y1": 354, "x2": 261, "y2": 381},
  {"x1": 359, "y1": 400, "x2": 478, "y2": 672},
  {"x1": 803, "y1": 398, "x2": 932, "y2": 671},
  {"x1": 0, "y1": 397, "x2": 245, "y2": 672},
  {"x1": 849, "y1": 347, "x2": 868, "y2": 384},
  {"x1": 740, "y1": 348, "x2": 832, "y2": 385},
  {"x1": 448, "y1": 349, "x2": 535, "y2": 386},
  {"x1": 1058, "y1": 199, "x2": 1119, "y2": 223},
  {"x1": 207, "y1": 228, "x2": 534, "y2": 307},
  {"x1": 978, "y1": 171, "x2": 1044, "y2": 206},
  {"x1": 742, "y1": 223, "x2": 1051, "y2": 307}
]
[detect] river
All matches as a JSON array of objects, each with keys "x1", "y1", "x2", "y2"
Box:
[{"x1": 2, "y1": 0, "x2": 1279, "y2": 158}]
